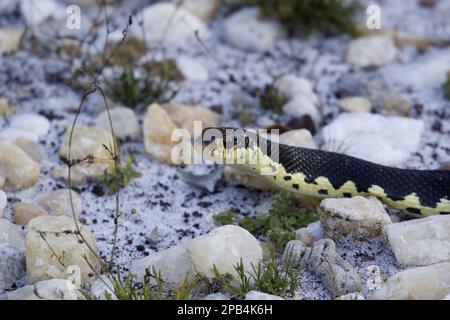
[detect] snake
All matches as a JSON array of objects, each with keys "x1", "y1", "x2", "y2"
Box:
[{"x1": 201, "y1": 127, "x2": 450, "y2": 216}]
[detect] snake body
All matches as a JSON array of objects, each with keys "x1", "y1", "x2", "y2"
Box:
[{"x1": 203, "y1": 128, "x2": 450, "y2": 216}]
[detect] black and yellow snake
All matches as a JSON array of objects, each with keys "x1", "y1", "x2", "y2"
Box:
[{"x1": 202, "y1": 127, "x2": 450, "y2": 216}]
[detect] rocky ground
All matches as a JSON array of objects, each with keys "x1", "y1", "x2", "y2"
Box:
[{"x1": 0, "y1": 0, "x2": 449, "y2": 300}]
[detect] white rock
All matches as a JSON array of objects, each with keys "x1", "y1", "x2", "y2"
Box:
[
  {"x1": 26, "y1": 215, "x2": 99, "y2": 284},
  {"x1": 382, "y1": 50, "x2": 450, "y2": 91},
  {"x1": 176, "y1": 56, "x2": 209, "y2": 81},
  {"x1": 135, "y1": 2, "x2": 210, "y2": 45},
  {"x1": 0, "y1": 28, "x2": 24, "y2": 53},
  {"x1": 143, "y1": 103, "x2": 179, "y2": 164},
  {"x1": 383, "y1": 215, "x2": 450, "y2": 267},
  {"x1": 336, "y1": 292, "x2": 365, "y2": 300},
  {"x1": 0, "y1": 244, "x2": 25, "y2": 293},
  {"x1": 20, "y1": 0, "x2": 63, "y2": 27},
  {"x1": 346, "y1": 35, "x2": 398, "y2": 68},
  {"x1": 318, "y1": 196, "x2": 391, "y2": 240},
  {"x1": 8, "y1": 113, "x2": 50, "y2": 142},
  {"x1": 59, "y1": 125, "x2": 115, "y2": 163},
  {"x1": 177, "y1": 0, "x2": 220, "y2": 21},
  {"x1": 38, "y1": 189, "x2": 83, "y2": 218},
  {"x1": 52, "y1": 163, "x2": 108, "y2": 186},
  {"x1": 95, "y1": 107, "x2": 140, "y2": 141},
  {"x1": 0, "y1": 128, "x2": 36, "y2": 145},
  {"x1": 282, "y1": 95, "x2": 321, "y2": 124},
  {"x1": 0, "y1": 218, "x2": 25, "y2": 252},
  {"x1": 279, "y1": 129, "x2": 316, "y2": 149},
  {"x1": 187, "y1": 225, "x2": 263, "y2": 281},
  {"x1": 371, "y1": 262, "x2": 450, "y2": 300},
  {"x1": 223, "y1": 8, "x2": 285, "y2": 52},
  {"x1": 444, "y1": 293, "x2": 450, "y2": 300},
  {"x1": 0, "y1": 142, "x2": 40, "y2": 190},
  {"x1": 321, "y1": 113, "x2": 424, "y2": 167},
  {"x1": 12, "y1": 202, "x2": 47, "y2": 226},
  {"x1": 0, "y1": 190, "x2": 6, "y2": 218},
  {"x1": 0, "y1": 218, "x2": 25, "y2": 292},
  {"x1": 245, "y1": 291, "x2": 283, "y2": 300},
  {"x1": 131, "y1": 243, "x2": 196, "y2": 285},
  {"x1": 295, "y1": 221, "x2": 324, "y2": 246},
  {"x1": 275, "y1": 75, "x2": 318, "y2": 103},
  {"x1": 163, "y1": 103, "x2": 221, "y2": 135},
  {"x1": 14, "y1": 138, "x2": 43, "y2": 163},
  {"x1": 337, "y1": 96, "x2": 372, "y2": 113},
  {"x1": 6, "y1": 279, "x2": 83, "y2": 300}
]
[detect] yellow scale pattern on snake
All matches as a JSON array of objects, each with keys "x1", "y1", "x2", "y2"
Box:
[{"x1": 202, "y1": 128, "x2": 450, "y2": 216}]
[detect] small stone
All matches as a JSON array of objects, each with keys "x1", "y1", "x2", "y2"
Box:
[
  {"x1": 336, "y1": 292, "x2": 365, "y2": 300},
  {"x1": 0, "y1": 218, "x2": 26, "y2": 292},
  {"x1": 143, "y1": 103, "x2": 179, "y2": 164},
  {"x1": 26, "y1": 215, "x2": 99, "y2": 284},
  {"x1": 295, "y1": 221, "x2": 324, "y2": 246},
  {"x1": 134, "y1": 2, "x2": 210, "y2": 45},
  {"x1": 131, "y1": 243, "x2": 196, "y2": 285},
  {"x1": 13, "y1": 138, "x2": 43, "y2": 163},
  {"x1": 38, "y1": 189, "x2": 83, "y2": 218},
  {"x1": 282, "y1": 95, "x2": 321, "y2": 125},
  {"x1": 177, "y1": 0, "x2": 220, "y2": 21},
  {"x1": 0, "y1": 28, "x2": 23, "y2": 54},
  {"x1": 59, "y1": 125, "x2": 115, "y2": 163},
  {"x1": 223, "y1": 7, "x2": 285, "y2": 52},
  {"x1": 0, "y1": 142, "x2": 40, "y2": 190},
  {"x1": 245, "y1": 291, "x2": 283, "y2": 300},
  {"x1": 283, "y1": 239, "x2": 361, "y2": 296},
  {"x1": 20, "y1": 0, "x2": 63, "y2": 26},
  {"x1": 163, "y1": 103, "x2": 221, "y2": 136},
  {"x1": 371, "y1": 262, "x2": 450, "y2": 300},
  {"x1": 0, "y1": 190, "x2": 6, "y2": 218},
  {"x1": 346, "y1": 35, "x2": 398, "y2": 68},
  {"x1": 95, "y1": 107, "x2": 140, "y2": 141},
  {"x1": 0, "y1": 98, "x2": 13, "y2": 117},
  {"x1": 382, "y1": 95, "x2": 410, "y2": 116},
  {"x1": 52, "y1": 163, "x2": 108, "y2": 186},
  {"x1": 275, "y1": 75, "x2": 318, "y2": 103},
  {"x1": 321, "y1": 113, "x2": 424, "y2": 167},
  {"x1": 279, "y1": 129, "x2": 316, "y2": 149},
  {"x1": 383, "y1": 215, "x2": 450, "y2": 267},
  {"x1": 12, "y1": 202, "x2": 47, "y2": 226},
  {"x1": 6, "y1": 279, "x2": 83, "y2": 300},
  {"x1": 187, "y1": 225, "x2": 263, "y2": 281},
  {"x1": 8, "y1": 113, "x2": 50, "y2": 142},
  {"x1": 0, "y1": 218, "x2": 25, "y2": 252},
  {"x1": 176, "y1": 56, "x2": 209, "y2": 81},
  {"x1": 318, "y1": 196, "x2": 392, "y2": 240},
  {"x1": 337, "y1": 97, "x2": 372, "y2": 113}
]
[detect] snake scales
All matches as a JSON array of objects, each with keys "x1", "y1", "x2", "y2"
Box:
[{"x1": 202, "y1": 127, "x2": 450, "y2": 216}]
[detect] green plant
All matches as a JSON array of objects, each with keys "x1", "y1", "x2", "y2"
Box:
[
  {"x1": 242, "y1": 192, "x2": 318, "y2": 247},
  {"x1": 259, "y1": 84, "x2": 288, "y2": 114},
  {"x1": 443, "y1": 72, "x2": 450, "y2": 100},
  {"x1": 213, "y1": 259, "x2": 253, "y2": 298},
  {"x1": 100, "y1": 155, "x2": 142, "y2": 194},
  {"x1": 105, "y1": 60, "x2": 179, "y2": 108},
  {"x1": 104, "y1": 267, "x2": 201, "y2": 300},
  {"x1": 213, "y1": 210, "x2": 237, "y2": 226},
  {"x1": 215, "y1": 192, "x2": 318, "y2": 248},
  {"x1": 245, "y1": 0, "x2": 361, "y2": 37},
  {"x1": 213, "y1": 254, "x2": 301, "y2": 298}
]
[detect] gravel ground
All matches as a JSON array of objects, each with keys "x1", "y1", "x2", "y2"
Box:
[{"x1": 0, "y1": 0, "x2": 449, "y2": 299}]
